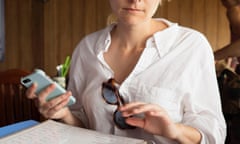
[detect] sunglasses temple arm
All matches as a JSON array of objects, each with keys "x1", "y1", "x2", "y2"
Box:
[{"x1": 116, "y1": 94, "x2": 124, "y2": 106}]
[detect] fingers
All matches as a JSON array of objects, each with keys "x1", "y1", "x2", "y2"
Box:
[
  {"x1": 25, "y1": 82, "x2": 72, "y2": 119},
  {"x1": 25, "y1": 82, "x2": 38, "y2": 99},
  {"x1": 26, "y1": 83, "x2": 56, "y2": 111},
  {"x1": 125, "y1": 117, "x2": 145, "y2": 128},
  {"x1": 38, "y1": 84, "x2": 56, "y2": 103},
  {"x1": 120, "y1": 102, "x2": 161, "y2": 117},
  {"x1": 39, "y1": 91, "x2": 72, "y2": 118},
  {"x1": 120, "y1": 102, "x2": 146, "y2": 111}
]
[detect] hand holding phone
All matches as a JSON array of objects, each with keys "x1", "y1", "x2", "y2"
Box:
[{"x1": 21, "y1": 69, "x2": 76, "y2": 106}]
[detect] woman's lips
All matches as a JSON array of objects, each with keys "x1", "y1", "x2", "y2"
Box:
[{"x1": 123, "y1": 8, "x2": 143, "y2": 12}]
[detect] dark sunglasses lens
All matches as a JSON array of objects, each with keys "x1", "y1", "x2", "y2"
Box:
[
  {"x1": 114, "y1": 110, "x2": 136, "y2": 129},
  {"x1": 103, "y1": 87, "x2": 118, "y2": 104}
]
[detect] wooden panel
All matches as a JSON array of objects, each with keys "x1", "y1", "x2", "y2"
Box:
[
  {"x1": 216, "y1": 1, "x2": 230, "y2": 51},
  {"x1": 179, "y1": 0, "x2": 193, "y2": 27},
  {"x1": 58, "y1": 0, "x2": 72, "y2": 63},
  {"x1": 43, "y1": 0, "x2": 58, "y2": 75},
  {"x1": 31, "y1": 0, "x2": 44, "y2": 69},
  {"x1": 166, "y1": 0, "x2": 179, "y2": 22},
  {"x1": 0, "y1": 0, "x2": 43, "y2": 71},
  {"x1": 205, "y1": 0, "x2": 219, "y2": 50},
  {"x1": 84, "y1": 0, "x2": 97, "y2": 34},
  {"x1": 71, "y1": 0, "x2": 85, "y2": 49},
  {"x1": 19, "y1": 0, "x2": 32, "y2": 69},
  {"x1": 4, "y1": 0, "x2": 20, "y2": 68},
  {"x1": 192, "y1": 0, "x2": 205, "y2": 32},
  {"x1": 156, "y1": 1, "x2": 168, "y2": 18},
  {"x1": 96, "y1": 0, "x2": 111, "y2": 29}
]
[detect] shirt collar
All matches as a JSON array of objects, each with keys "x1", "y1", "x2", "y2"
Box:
[
  {"x1": 95, "y1": 24, "x2": 114, "y2": 55},
  {"x1": 152, "y1": 19, "x2": 179, "y2": 58},
  {"x1": 95, "y1": 19, "x2": 179, "y2": 58}
]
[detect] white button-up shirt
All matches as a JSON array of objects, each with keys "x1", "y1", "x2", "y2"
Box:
[{"x1": 68, "y1": 19, "x2": 226, "y2": 144}]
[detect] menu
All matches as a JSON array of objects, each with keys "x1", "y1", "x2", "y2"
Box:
[{"x1": 0, "y1": 120, "x2": 147, "y2": 144}]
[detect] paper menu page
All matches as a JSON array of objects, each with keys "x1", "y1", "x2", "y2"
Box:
[{"x1": 0, "y1": 120, "x2": 146, "y2": 144}]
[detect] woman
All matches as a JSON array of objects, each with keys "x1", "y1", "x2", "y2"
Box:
[{"x1": 27, "y1": 0, "x2": 226, "y2": 143}]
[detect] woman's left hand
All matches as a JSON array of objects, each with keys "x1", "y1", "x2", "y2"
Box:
[{"x1": 119, "y1": 102, "x2": 179, "y2": 140}]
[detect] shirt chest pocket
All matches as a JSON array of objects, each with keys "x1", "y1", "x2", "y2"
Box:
[{"x1": 133, "y1": 83, "x2": 178, "y2": 111}]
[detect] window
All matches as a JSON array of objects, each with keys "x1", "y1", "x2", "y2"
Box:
[{"x1": 0, "y1": 0, "x2": 5, "y2": 61}]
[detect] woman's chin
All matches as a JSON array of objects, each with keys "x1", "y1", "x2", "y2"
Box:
[{"x1": 119, "y1": 17, "x2": 149, "y2": 27}]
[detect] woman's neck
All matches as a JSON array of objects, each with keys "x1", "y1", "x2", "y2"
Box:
[{"x1": 111, "y1": 19, "x2": 167, "y2": 51}]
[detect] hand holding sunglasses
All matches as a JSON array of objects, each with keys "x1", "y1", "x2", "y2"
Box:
[
  {"x1": 102, "y1": 78, "x2": 136, "y2": 129},
  {"x1": 119, "y1": 102, "x2": 180, "y2": 140}
]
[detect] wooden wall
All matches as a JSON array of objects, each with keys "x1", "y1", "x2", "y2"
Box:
[{"x1": 0, "y1": 0, "x2": 230, "y2": 76}]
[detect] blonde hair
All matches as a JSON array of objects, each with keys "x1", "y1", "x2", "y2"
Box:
[{"x1": 107, "y1": 13, "x2": 118, "y2": 25}]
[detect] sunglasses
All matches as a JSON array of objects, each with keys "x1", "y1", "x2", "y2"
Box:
[{"x1": 102, "y1": 78, "x2": 136, "y2": 129}]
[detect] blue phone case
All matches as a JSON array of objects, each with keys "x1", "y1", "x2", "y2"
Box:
[{"x1": 20, "y1": 69, "x2": 76, "y2": 106}]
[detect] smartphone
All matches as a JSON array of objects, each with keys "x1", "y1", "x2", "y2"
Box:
[{"x1": 21, "y1": 69, "x2": 76, "y2": 106}]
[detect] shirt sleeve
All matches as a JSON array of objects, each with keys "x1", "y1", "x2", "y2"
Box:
[
  {"x1": 181, "y1": 35, "x2": 227, "y2": 144},
  {"x1": 67, "y1": 41, "x2": 89, "y2": 128}
]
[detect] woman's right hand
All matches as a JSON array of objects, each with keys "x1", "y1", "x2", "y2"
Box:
[{"x1": 25, "y1": 83, "x2": 72, "y2": 120}]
